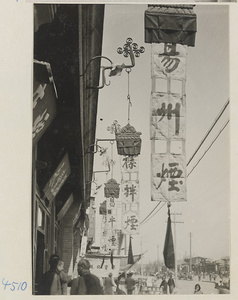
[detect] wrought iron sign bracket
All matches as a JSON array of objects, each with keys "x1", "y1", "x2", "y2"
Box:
[{"x1": 84, "y1": 38, "x2": 144, "y2": 89}]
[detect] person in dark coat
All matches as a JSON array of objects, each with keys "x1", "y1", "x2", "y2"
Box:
[
  {"x1": 167, "y1": 274, "x2": 175, "y2": 294},
  {"x1": 70, "y1": 258, "x2": 104, "y2": 295},
  {"x1": 38, "y1": 254, "x2": 63, "y2": 295},
  {"x1": 104, "y1": 273, "x2": 116, "y2": 294},
  {"x1": 160, "y1": 275, "x2": 168, "y2": 294},
  {"x1": 125, "y1": 272, "x2": 136, "y2": 295},
  {"x1": 115, "y1": 279, "x2": 126, "y2": 295}
]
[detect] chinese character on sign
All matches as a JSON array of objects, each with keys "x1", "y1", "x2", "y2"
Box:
[
  {"x1": 109, "y1": 197, "x2": 115, "y2": 207},
  {"x1": 33, "y1": 109, "x2": 50, "y2": 139},
  {"x1": 156, "y1": 103, "x2": 181, "y2": 135},
  {"x1": 101, "y1": 244, "x2": 107, "y2": 252},
  {"x1": 108, "y1": 216, "x2": 116, "y2": 228},
  {"x1": 102, "y1": 228, "x2": 107, "y2": 237},
  {"x1": 156, "y1": 162, "x2": 183, "y2": 192},
  {"x1": 124, "y1": 184, "x2": 137, "y2": 202},
  {"x1": 163, "y1": 43, "x2": 177, "y2": 56},
  {"x1": 124, "y1": 215, "x2": 138, "y2": 231},
  {"x1": 108, "y1": 235, "x2": 117, "y2": 247},
  {"x1": 122, "y1": 156, "x2": 137, "y2": 170},
  {"x1": 161, "y1": 56, "x2": 180, "y2": 73}
]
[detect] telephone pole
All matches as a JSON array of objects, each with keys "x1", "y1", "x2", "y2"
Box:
[
  {"x1": 141, "y1": 237, "x2": 144, "y2": 276},
  {"x1": 171, "y1": 213, "x2": 184, "y2": 286},
  {"x1": 157, "y1": 244, "x2": 159, "y2": 273},
  {"x1": 190, "y1": 232, "x2": 192, "y2": 273}
]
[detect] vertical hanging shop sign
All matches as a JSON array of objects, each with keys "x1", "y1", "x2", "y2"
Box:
[
  {"x1": 151, "y1": 43, "x2": 187, "y2": 202},
  {"x1": 43, "y1": 153, "x2": 71, "y2": 202},
  {"x1": 88, "y1": 197, "x2": 96, "y2": 241},
  {"x1": 145, "y1": 5, "x2": 197, "y2": 202},
  {"x1": 116, "y1": 124, "x2": 141, "y2": 235},
  {"x1": 33, "y1": 60, "x2": 57, "y2": 145},
  {"x1": 100, "y1": 213, "x2": 109, "y2": 253},
  {"x1": 100, "y1": 179, "x2": 121, "y2": 252}
]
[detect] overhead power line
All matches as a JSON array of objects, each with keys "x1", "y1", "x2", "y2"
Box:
[
  {"x1": 187, "y1": 98, "x2": 229, "y2": 167},
  {"x1": 187, "y1": 120, "x2": 229, "y2": 177},
  {"x1": 140, "y1": 201, "x2": 161, "y2": 224},
  {"x1": 140, "y1": 202, "x2": 166, "y2": 225}
]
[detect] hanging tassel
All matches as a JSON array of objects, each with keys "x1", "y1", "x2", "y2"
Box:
[
  {"x1": 110, "y1": 250, "x2": 114, "y2": 269},
  {"x1": 100, "y1": 255, "x2": 105, "y2": 269},
  {"x1": 128, "y1": 236, "x2": 134, "y2": 264},
  {"x1": 163, "y1": 202, "x2": 175, "y2": 269}
]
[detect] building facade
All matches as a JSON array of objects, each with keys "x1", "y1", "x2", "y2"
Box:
[{"x1": 32, "y1": 4, "x2": 105, "y2": 294}]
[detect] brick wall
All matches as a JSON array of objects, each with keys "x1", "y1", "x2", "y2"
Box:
[{"x1": 58, "y1": 201, "x2": 81, "y2": 273}]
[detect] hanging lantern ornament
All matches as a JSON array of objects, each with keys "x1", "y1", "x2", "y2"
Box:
[
  {"x1": 104, "y1": 178, "x2": 120, "y2": 198},
  {"x1": 104, "y1": 141, "x2": 120, "y2": 198},
  {"x1": 116, "y1": 124, "x2": 142, "y2": 156},
  {"x1": 115, "y1": 38, "x2": 144, "y2": 156}
]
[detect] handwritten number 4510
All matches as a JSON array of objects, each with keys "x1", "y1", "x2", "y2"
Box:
[{"x1": 2, "y1": 278, "x2": 27, "y2": 291}]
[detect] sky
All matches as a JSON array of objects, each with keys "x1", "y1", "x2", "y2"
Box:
[{"x1": 92, "y1": 4, "x2": 230, "y2": 263}]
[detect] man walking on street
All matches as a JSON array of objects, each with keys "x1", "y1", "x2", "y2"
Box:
[
  {"x1": 168, "y1": 274, "x2": 175, "y2": 294},
  {"x1": 160, "y1": 275, "x2": 168, "y2": 294},
  {"x1": 104, "y1": 272, "x2": 116, "y2": 295},
  {"x1": 70, "y1": 258, "x2": 104, "y2": 295},
  {"x1": 125, "y1": 272, "x2": 136, "y2": 295}
]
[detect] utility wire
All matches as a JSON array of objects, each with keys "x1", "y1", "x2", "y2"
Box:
[
  {"x1": 187, "y1": 99, "x2": 229, "y2": 166},
  {"x1": 187, "y1": 120, "x2": 229, "y2": 177},
  {"x1": 140, "y1": 201, "x2": 161, "y2": 224},
  {"x1": 140, "y1": 202, "x2": 166, "y2": 225}
]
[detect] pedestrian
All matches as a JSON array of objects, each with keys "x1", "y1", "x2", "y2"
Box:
[
  {"x1": 215, "y1": 274, "x2": 223, "y2": 288},
  {"x1": 38, "y1": 254, "x2": 63, "y2": 295},
  {"x1": 159, "y1": 275, "x2": 168, "y2": 294},
  {"x1": 115, "y1": 279, "x2": 126, "y2": 295},
  {"x1": 104, "y1": 272, "x2": 116, "y2": 295},
  {"x1": 200, "y1": 271, "x2": 203, "y2": 280},
  {"x1": 125, "y1": 271, "x2": 136, "y2": 295},
  {"x1": 57, "y1": 260, "x2": 69, "y2": 295},
  {"x1": 70, "y1": 258, "x2": 104, "y2": 295},
  {"x1": 167, "y1": 274, "x2": 175, "y2": 294},
  {"x1": 194, "y1": 283, "x2": 203, "y2": 294}
]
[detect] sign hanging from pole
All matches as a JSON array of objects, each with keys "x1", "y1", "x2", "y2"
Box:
[{"x1": 145, "y1": 5, "x2": 197, "y2": 202}]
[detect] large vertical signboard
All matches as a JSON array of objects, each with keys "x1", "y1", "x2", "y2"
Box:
[
  {"x1": 145, "y1": 5, "x2": 197, "y2": 202},
  {"x1": 116, "y1": 124, "x2": 141, "y2": 235},
  {"x1": 151, "y1": 43, "x2": 187, "y2": 202}
]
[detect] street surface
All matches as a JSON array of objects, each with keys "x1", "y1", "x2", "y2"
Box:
[{"x1": 124, "y1": 275, "x2": 220, "y2": 295}]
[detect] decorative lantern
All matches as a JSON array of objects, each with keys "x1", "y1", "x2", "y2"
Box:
[
  {"x1": 116, "y1": 123, "x2": 142, "y2": 156},
  {"x1": 99, "y1": 200, "x2": 106, "y2": 215},
  {"x1": 104, "y1": 179, "x2": 120, "y2": 198}
]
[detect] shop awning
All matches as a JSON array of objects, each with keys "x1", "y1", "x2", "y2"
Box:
[{"x1": 145, "y1": 5, "x2": 197, "y2": 46}]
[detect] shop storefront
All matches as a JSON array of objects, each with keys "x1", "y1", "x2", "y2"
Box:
[{"x1": 32, "y1": 4, "x2": 104, "y2": 294}]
